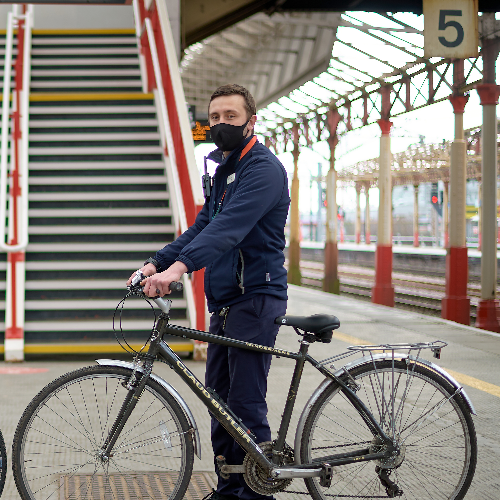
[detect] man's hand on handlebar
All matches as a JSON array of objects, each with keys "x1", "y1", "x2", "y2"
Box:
[
  {"x1": 126, "y1": 263, "x2": 157, "y2": 286},
  {"x1": 128, "y1": 261, "x2": 188, "y2": 298}
]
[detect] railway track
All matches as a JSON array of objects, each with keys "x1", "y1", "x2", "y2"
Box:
[{"x1": 287, "y1": 260, "x2": 483, "y2": 321}]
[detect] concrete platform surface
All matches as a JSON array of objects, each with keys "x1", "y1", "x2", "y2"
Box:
[{"x1": 0, "y1": 285, "x2": 498, "y2": 499}]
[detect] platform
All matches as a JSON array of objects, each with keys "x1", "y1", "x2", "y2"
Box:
[{"x1": 0, "y1": 285, "x2": 498, "y2": 499}]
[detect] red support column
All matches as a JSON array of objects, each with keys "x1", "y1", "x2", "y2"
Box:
[
  {"x1": 475, "y1": 82, "x2": 500, "y2": 331},
  {"x1": 364, "y1": 182, "x2": 371, "y2": 244},
  {"x1": 288, "y1": 123, "x2": 302, "y2": 286},
  {"x1": 323, "y1": 107, "x2": 341, "y2": 294},
  {"x1": 372, "y1": 86, "x2": 395, "y2": 307},
  {"x1": 443, "y1": 181, "x2": 449, "y2": 248},
  {"x1": 442, "y1": 60, "x2": 470, "y2": 324},
  {"x1": 413, "y1": 184, "x2": 419, "y2": 247},
  {"x1": 355, "y1": 183, "x2": 361, "y2": 244}
]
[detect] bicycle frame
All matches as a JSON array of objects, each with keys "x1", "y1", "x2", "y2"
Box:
[{"x1": 102, "y1": 310, "x2": 394, "y2": 480}]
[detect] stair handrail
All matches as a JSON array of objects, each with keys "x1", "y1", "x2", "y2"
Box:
[
  {"x1": 144, "y1": 17, "x2": 188, "y2": 234},
  {"x1": 0, "y1": 7, "x2": 32, "y2": 253},
  {"x1": 135, "y1": 0, "x2": 207, "y2": 332}
]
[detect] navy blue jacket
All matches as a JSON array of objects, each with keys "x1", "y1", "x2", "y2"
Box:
[{"x1": 154, "y1": 136, "x2": 290, "y2": 313}]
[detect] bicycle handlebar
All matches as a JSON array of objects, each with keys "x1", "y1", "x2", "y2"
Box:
[{"x1": 128, "y1": 270, "x2": 183, "y2": 315}]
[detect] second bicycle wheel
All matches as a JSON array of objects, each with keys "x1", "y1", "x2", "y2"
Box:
[
  {"x1": 0, "y1": 428, "x2": 6, "y2": 497},
  {"x1": 299, "y1": 359, "x2": 477, "y2": 500},
  {"x1": 13, "y1": 365, "x2": 194, "y2": 500}
]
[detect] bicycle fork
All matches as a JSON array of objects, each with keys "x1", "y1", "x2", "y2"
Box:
[{"x1": 99, "y1": 357, "x2": 154, "y2": 461}]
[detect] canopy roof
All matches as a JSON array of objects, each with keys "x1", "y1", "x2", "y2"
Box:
[{"x1": 181, "y1": 10, "x2": 487, "y2": 140}]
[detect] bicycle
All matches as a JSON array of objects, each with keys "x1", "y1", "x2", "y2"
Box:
[
  {"x1": 0, "y1": 429, "x2": 6, "y2": 497},
  {"x1": 12, "y1": 271, "x2": 477, "y2": 500}
]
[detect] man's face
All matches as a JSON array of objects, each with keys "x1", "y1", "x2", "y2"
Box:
[{"x1": 208, "y1": 94, "x2": 256, "y2": 135}]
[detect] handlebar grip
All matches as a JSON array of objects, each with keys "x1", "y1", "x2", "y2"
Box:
[{"x1": 169, "y1": 281, "x2": 183, "y2": 292}]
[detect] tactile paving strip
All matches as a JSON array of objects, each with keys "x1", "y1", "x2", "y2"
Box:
[{"x1": 60, "y1": 471, "x2": 218, "y2": 500}]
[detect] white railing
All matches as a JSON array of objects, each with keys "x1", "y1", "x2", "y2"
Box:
[
  {"x1": 0, "y1": 6, "x2": 33, "y2": 252},
  {"x1": 133, "y1": 0, "x2": 204, "y2": 330}
]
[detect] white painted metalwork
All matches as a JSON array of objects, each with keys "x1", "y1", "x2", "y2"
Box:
[{"x1": 0, "y1": 8, "x2": 32, "y2": 253}]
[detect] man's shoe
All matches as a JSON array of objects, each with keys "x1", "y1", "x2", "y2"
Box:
[{"x1": 201, "y1": 489, "x2": 234, "y2": 500}]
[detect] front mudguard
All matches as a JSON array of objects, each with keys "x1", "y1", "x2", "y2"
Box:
[
  {"x1": 294, "y1": 352, "x2": 476, "y2": 463},
  {"x1": 96, "y1": 359, "x2": 201, "y2": 459}
]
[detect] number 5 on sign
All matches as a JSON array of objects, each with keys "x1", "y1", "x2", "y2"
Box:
[{"x1": 424, "y1": 0, "x2": 478, "y2": 58}]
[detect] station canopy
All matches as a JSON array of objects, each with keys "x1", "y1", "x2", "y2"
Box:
[{"x1": 181, "y1": 9, "x2": 484, "y2": 142}]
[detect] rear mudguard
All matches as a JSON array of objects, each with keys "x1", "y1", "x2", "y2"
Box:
[
  {"x1": 294, "y1": 352, "x2": 476, "y2": 463},
  {"x1": 96, "y1": 359, "x2": 201, "y2": 459}
]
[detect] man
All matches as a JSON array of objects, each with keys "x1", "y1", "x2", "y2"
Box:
[{"x1": 128, "y1": 84, "x2": 290, "y2": 500}]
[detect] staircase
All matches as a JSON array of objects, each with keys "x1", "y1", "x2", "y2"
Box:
[{"x1": 1, "y1": 30, "x2": 192, "y2": 355}]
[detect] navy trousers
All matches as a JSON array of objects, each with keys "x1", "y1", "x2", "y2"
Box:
[{"x1": 205, "y1": 294, "x2": 287, "y2": 500}]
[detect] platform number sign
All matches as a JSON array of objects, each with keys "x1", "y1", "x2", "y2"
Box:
[{"x1": 423, "y1": 0, "x2": 478, "y2": 58}]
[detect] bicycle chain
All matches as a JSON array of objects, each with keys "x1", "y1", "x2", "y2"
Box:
[{"x1": 283, "y1": 491, "x2": 391, "y2": 498}]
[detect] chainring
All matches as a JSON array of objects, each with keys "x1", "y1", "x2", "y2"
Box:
[{"x1": 243, "y1": 441, "x2": 293, "y2": 495}]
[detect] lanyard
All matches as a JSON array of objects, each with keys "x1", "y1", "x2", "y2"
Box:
[{"x1": 212, "y1": 136, "x2": 257, "y2": 220}]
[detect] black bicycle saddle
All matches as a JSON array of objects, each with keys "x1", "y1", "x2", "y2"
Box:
[{"x1": 275, "y1": 314, "x2": 340, "y2": 334}]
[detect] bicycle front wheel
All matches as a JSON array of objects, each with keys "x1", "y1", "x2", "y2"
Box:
[
  {"x1": 13, "y1": 365, "x2": 194, "y2": 500},
  {"x1": 299, "y1": 359, "x2": 477, "y2": 500}
]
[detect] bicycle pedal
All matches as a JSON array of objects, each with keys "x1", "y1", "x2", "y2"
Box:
[{"x1": 319, "y1": 463, "x2": 333, "y2": 488}]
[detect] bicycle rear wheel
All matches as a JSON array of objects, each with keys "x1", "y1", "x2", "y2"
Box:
[
  {"x1": 299, "y1": 359, "x2": 477, "y2": 500},
  {"x1": 0, "y1": 428, "x2": 6, "y2": 497},
  {"x1": 13, "y1": 365, "x2": 194, "y2": 500}
]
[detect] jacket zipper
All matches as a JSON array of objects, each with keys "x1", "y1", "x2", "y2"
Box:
[{"x1": 238, "y1": 249, "x2": 245, "y2": 294}]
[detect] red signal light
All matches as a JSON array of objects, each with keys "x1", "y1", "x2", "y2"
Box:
[{"x1": 432, "y1": 195, "x2": 438, "y2": 204}]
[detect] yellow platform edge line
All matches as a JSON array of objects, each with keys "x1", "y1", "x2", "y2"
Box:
[
  {"x1": 332, "y1": 331, "x2": 500, "y2": 399},
  {"x1": 0, "y1": 343, "x2": 193, "y2": 355}
]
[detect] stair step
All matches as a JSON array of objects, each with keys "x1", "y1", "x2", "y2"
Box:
[
  {"x1": 28, "y1": 161, "x2": 164, "y2": 170},
  {"x1": 24, "y1": 260, "x2": 159, "y2": 270},
  {"x1": 29, "y1": 208, "x2": 172, "y2": 217},
  {"x1": 30, "y1": 105, "x2": 155, "y2": 114},
  {"x1": 30, "y1": 120, "x2": 158, "y2": 127},
  {"x1": 29, "y1": 146, "x2": 162, "y2": 154},
  {"x1": 32, "y1": 47, "x2": 139, "y2": 55},
  {"x1": 29, "y1": 234, "x2": 172, "y2": 243},
  {"x1": 25, "y1": 243, "x2": 165, "y2": 253},
  {"x1": 30, "y1": 58, "x2": 140, "y2": 66},
  {"x1": 27, "y1": 225, "x2": 174, "y2": 234},
  {"x1": 32, "y1": 37, "x2": 137, "y2": 45},
  {"x1": 29, "y1": 191, "x2": 169, "y2": 201},
  {"x1": 31, "y1": 81, "x2": 141, "y2": 88},
  {"x1": 30, "y1": 132, "x2": 160, "y2": 140},
  {"x1": 29, "y1": 175, "x2": 166, "y2": 185},
  {"x1": 11, "y1": 299, "x2": 187, "y2": 310},
  {"x1": 24, "y1": 279, "x2": 157, "y2": 290},
  {"x1": 32, "y1": 69, "x2": 141, "y2": 76},
  {"x1": 18, "y1": 319, "x2": 189, "y2": 332}
]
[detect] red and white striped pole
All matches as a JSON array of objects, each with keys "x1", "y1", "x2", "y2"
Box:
[
  {"x1": 372, "y1": 86, "x2": 394, "y2": 307},
  {"x1": 5, "y1": 9, "x2": 28, "y2": 361}
]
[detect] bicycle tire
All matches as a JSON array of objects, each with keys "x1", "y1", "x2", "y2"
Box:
[
  {"x1": 0, "y1": 428, "x2": 6, "y2": 497},
  {"x1": 12, "y1": 365, "x2": 194, "y2": 500},
  {"x1": 299, "y1": 359, "x2": 477, "y2": 500}
]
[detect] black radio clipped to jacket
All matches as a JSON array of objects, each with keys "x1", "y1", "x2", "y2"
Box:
[{"x1": 202, "y1": 156, "x2": 212, "y2": 201}]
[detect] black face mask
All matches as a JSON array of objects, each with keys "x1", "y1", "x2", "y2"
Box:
[{"x1": 210, "y1": 120, "x2": 249, "y2": 151}]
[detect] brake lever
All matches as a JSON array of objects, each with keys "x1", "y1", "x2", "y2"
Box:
[{"x1": 127, "y1": 270, "x2": 184, "y2": 315}]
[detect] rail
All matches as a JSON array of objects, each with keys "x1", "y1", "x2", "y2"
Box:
[
  {"x1": 133, "y1": 0, "x2": 206, "y2": 331},
  {"x1": 0, "y1": 7, "x2": 32, "y2": 253}
]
